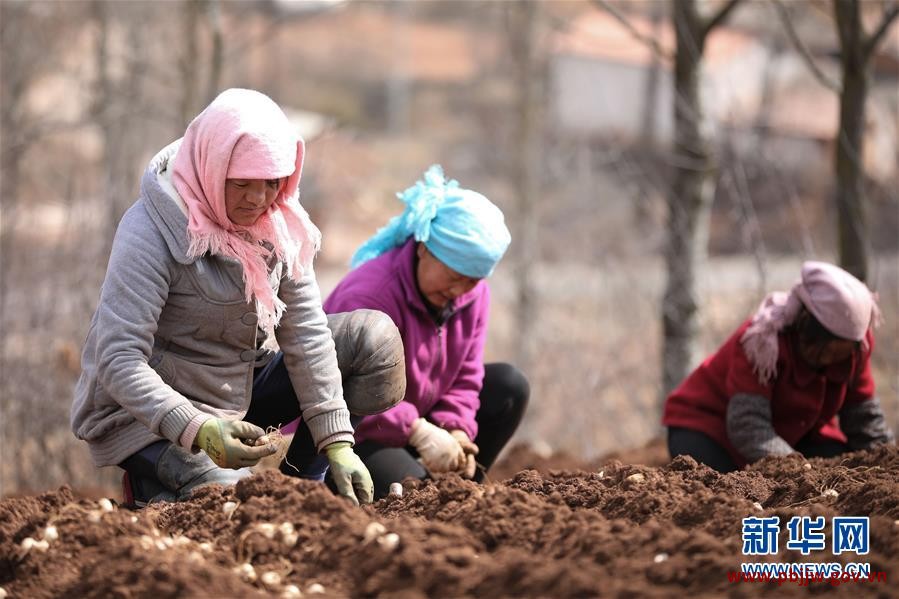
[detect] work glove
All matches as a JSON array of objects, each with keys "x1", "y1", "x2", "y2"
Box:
[
  {"x1": 194, "y1": 418, "x2": 277, "y2": 469},
  {"x1": 325, "y1": 441, "x2": 373, "y2": 506},
  {"x1": 408, "y1": 418, "x2": 465, "y2": 474},
  {"x1": 450, "y1": 429, "x2": 479, "y2": 479}
]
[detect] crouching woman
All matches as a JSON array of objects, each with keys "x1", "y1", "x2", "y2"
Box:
[
  {"x1": 664, "y1": 261, "x2": 894, "y2": 473},
  {"x1": 71, "y1": 89, "x2": 405, "y2": 506}
]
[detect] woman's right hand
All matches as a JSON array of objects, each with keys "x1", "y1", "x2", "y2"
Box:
[
  {"x1": 195, "y1": 418, "x2": 277, "y2": 469},
  {"x1": 408, "y1": 418, "x2": 466, "y2": 473}
]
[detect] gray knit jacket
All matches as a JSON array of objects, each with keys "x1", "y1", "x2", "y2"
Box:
[{"x1": 71, "y1": 141, "x2": 353, "y2": 467}]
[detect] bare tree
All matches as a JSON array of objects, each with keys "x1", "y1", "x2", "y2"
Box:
[
  {"x1": 661, "y1": 0, "x2": 741, "y2": 397},
  {"x1": 775, "y1": 0, "x2": 898, "y2": 281},
  {"x1": 832, "y1": 0, "x2": 898, "y2": 281}
]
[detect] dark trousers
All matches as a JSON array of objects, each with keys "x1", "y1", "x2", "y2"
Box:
[
  {"x1": 122, "y1": 352, "x2": 352, "y2": 487},
  {"x1": 667, "y1": 426, "x2": 850, "y2": 474},
  {"x1": 355, "y1": 362, "x2": 530, "y2": 499}
]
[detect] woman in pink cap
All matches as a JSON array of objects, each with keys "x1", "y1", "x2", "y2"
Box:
[
  {"x1": 663, "y1": 261, "x2": 894, "y2": 472},
  {"x1": 71, "y1": 89, "x2": 406, "y2": 506}
]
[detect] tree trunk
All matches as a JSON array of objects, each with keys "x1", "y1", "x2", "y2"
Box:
[
  {"x1": 833, "y1": 0, "x2": 869, "y2": 281},
  {"x1": 661, "y1": 0, "x2": 716, "y2": 398},
  {"x1": 509, "y1": 0, "x2": 542, "y2": 373}
]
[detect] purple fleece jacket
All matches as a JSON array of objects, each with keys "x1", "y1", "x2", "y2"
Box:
[{"x1": 323, "y1": 238, "x2": 488, "y2": 446}]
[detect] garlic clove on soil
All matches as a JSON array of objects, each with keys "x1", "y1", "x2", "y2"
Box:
[
  {"x1": 624, "y1": 473, "x2": 645, "y2": 486},
  {"x1": 43, "y1": 525, "x2": 59, "y2": 542},
  {"x1": 364, "y1": 522, "x2": 387, "y2": 542},
  {"x1": 388, "y1": 482, "x2": 403, "y2": 497},
  {"x1": 752, "y1": 502, "x2": 764, "y2": 511},
  {"x1": 20, "y1": 537, "x2": 36, "y2": 551},
  {"x1": 260, "y1": 571, "x2": 281, "y2": 589},
  {"x1": 98, "y1": 498, "x2": 114, "y2": 512},
  {"x1": 234, "y1": 563, "x2": 256, "y2": 583},
  {"x1": 821, "y1": 489, "x2": 839, "y2": 499},
  {"x1": 653, "y1": 553, "x2": 668, "y2": 563},
  {"x1": 802, "y1": 463, "x2": 812, "y2": 471},
  {"x1": 222, "y1": 501, "x2": 238, "y2": 515},
  {"x1": 256, "y1": 523, "x2": 277, "y2": 539},
  {"x1": 306, "y1": 583, "x2": 325, "y2": 594},
  {"x1": 282, "y1": 584, "x2": 302, "y2": 597},
  {"x1": 377, "y1": 533, "x2": 400, "y2": 552}
]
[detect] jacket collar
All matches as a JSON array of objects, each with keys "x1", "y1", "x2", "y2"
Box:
[
  {"x1": 140, "y1": 139, "x2": 196, "y2": 265},
  {"x1": 395, "y1": 238, "x2": 482, "y2": 321}
]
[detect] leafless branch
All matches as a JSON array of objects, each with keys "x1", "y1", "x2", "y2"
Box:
[
  {"x1": 864, "y1": 1, "x2": 899, "y2": 59},
  {"x1": 771, "y1": 0, "x2": 841, "y2": 92},
  {"x1": 592, "y1": 0, "x2": 674, "y2": 61},
  {"x1": 702, "y1": 0, "x2": 742, "y2": 38}
]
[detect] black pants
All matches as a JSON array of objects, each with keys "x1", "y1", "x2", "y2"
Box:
[
  {"x1": 667, "y1": 426, "x2": 850, "y2": 474},
  {"x1": 355, "y1": 362, "x2": 529, "y2": 499}
]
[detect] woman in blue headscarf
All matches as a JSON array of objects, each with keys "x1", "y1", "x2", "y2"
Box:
[{"x1": 324, "y1": 165, "x2": 529, "y2": 497}]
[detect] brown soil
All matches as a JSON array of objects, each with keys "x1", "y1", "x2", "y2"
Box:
[{"x1": 2, "y1": 446, "x2": 897, "y2": 598}]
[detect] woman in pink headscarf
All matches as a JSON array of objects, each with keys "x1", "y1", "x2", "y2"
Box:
[
  {"x1": 663, "y1": 261, "x2": 894, "y2": 472},
  {"x1": 71, "y1": 89, "x2": 405, "y2": 506}
]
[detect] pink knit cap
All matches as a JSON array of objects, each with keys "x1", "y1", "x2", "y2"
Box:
[{"x1": 740, "y1": 261, "x2": 880, "y2": 385}]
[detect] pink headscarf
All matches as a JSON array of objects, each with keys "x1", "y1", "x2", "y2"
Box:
[
  {"x1": 172, "y1": 88, "x2": 321, "y2": 333},
  {"x1": 740, "y1": 261, "x2": 881, "y2": 385}
]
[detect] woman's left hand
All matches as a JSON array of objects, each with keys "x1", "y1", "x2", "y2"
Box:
[{"x1": 325, "y1": 442, "x2": 374, "y2": 505}]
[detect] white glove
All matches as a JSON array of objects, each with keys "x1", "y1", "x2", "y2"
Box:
[{"x1": 408, "y1": 418, "x2": 465, "y2": 473}]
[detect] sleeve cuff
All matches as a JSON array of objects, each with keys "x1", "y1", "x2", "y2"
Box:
[
  {"x1": 178, "y1": 414, "x2": 213, "y2": 450},
  {"x1": 159, "y1": 404, "x2": 210, "y2": 449},
  {"x1": 306, "y1": 408, "x2": 354, "y2": 452}
]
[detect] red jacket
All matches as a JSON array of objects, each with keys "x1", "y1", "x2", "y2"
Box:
[{"x1": 663, "y1": 319, "x2": 876, "y2": 466}]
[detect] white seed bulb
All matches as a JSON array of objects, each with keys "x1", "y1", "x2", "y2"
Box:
[
  {"x1": 20, "y1": 537, "x2": 36, "y2": 551},
  {"x1": 377, "y1": 532, "x2": 400, "y2": 551},
  {"x1": 222, "y1": 501, "x2": 238, "y2": 515},
  {"x1": 803, "y1": 463, "x2": 812, "y2": 471},
  {"x1": 87, "y1": 511, "x2": 101, "y2": 523},
  {"x1": 282, "y1": 585, "x2": 302, "y2": 598},
  {"x1": 257, "y1": 523, "x2": 277, "y2": 539},
  {"x1": 279, "y1": 522, "x2": 295, "y2": 536},
  {"x1": 626, "y1": 473, "x2": 645, "y2": 484},
  {"x1": 198, "y1": 542, "x2": 213, "y2": 553},
  {"x1": 307, "y1": 583, "x2": 325, "y2": 594},
  {"x1": 32, "y1": 539, "x2": 49, "y2": 552},
  {"x1": 822, "y1": 489, "x2": 839, "y2": 499},
  {"x1": 233, "y1": 563, "x2": 256, "y2": 583},
  {"x1": 597, "y1": 470, "x2": 605, "y2": 478},
  {"x1": 388, "y1": 482, "x2": 403, "y2": 497},
  {"x1": 364, "y1": 522, "x2": 387, "y2": 542},
  {"x1": 260, "y1": 571, "x2": 281, "y2": 588},
  {"x1": 43, "y1": 526, "x2": 59, "y2": 542},
  {"x1": 282, "y1": 532, "x2": 298, "y2": 548},
  {"x1": 139, "y1": 535, "x2": 155, "y2": 550},
  {"x1": 98, "y1": 498, "x2": 114, "y2": 512},
  {"x1": 752, "y1": 502, "x2": 764, "y2": 511},
  {"x1": 653, "y1": 553, "x2": 668, "y2": 563},
  {"x1": 131, "y1": 516, "x2": 139, "y2": 523},
  {"x1": 155, "y1": 539, "x2": 168, "y2": 551}
]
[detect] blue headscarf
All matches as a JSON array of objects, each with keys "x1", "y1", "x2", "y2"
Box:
[{"x1": 350, "y1": 165, "x2": 511, "y2": 279}]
